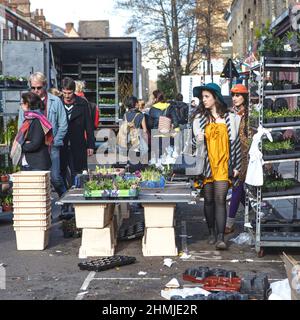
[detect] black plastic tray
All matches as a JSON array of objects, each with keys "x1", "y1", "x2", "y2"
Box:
[
  {"x1": 262, "y1": 183, "x2": 300, "y2": 198},
  {"x1": 118, "y1": 221, "x2": 145, "y2": 241},
  {"x1": 78, "y1": 255, "x2": 136, "y2": 272},
  {"x1": 263, "y1": 151, "x2": 300, "y2": 161}
]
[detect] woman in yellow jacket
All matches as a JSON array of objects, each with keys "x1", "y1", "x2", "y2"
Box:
[{"x1": 193, "y1": 83, "x2": 242, "y2": 250}]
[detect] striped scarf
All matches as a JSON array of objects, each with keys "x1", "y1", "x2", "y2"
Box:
[
  {"x1": 10, "y1": 111, "x2": 53, "y2": 166},
  {"x1": 197, "y1": 112, "x2": 242, "y2": 178}
]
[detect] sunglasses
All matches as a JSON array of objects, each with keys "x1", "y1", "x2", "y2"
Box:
[{"x1": 31, "y1": 86, "x2": 43, "y2": 90}]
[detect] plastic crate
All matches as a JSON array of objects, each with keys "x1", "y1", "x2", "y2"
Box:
[
  {"x1": 13, "y1": 206, "x2": 51, "y2": 214},
  {"x1": 79, "y1": 221, "x2": 115, "y2": 258},
  {"x1": 143, "y1": 204, "x2": 175, "y2": 227},
  {"x1": 13, "y1": 194, "x2": 50, "y2": 201},
  {"x1": 13, "y1": 200, "x2": 51, "y2": 208},
  {"x1": 13, "y1": 212, "x2": 50, "y2": 221},
  {"x1": 13, "y1": 215, "x2": 51, "y2": 227},
  {"x1": 142, "y1": 227, "x2": 178, "y2": 256},
  {"x1": 74, "y1": 203, "x2": 114, "y2": 228},
  {"x1": 13, "y1": 181, "x2": 50, "y2": 189},
  {"x1": 12, "y1": 171, "x2": 50, "y2": 183},
  {"x1": 12, "y1": 187, "x2": 50, "y2": 195},
  {"x1": 14, "y1": 226, "x2": 50, "y2": 250}
]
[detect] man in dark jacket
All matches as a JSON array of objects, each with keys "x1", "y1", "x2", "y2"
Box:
[
  {"x1": 170, "y1": 93, "x2": 189, "y2": 128},
  {"x1": 60, "y1": 77, "x2": 95, "y2": 188}
]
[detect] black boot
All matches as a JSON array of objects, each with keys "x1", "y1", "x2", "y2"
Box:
[
  {"x1": 207, "y1": 228, "x2": 217, "y2": 245},
  {"x1": 215, "y1": 233, "x2": 227, "y2": 250}
]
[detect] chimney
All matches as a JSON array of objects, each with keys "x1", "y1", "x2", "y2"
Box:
[
  {"x1": 41, "y1": 9, "x2": 44, "y2": 16},
  {"x1": 65, "y1": 22, "x2": 74, "y2": 33}
]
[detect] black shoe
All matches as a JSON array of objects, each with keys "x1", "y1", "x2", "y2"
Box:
[
  {"x1": 215, "y1": 233, "x2": 227, "y2": 250},
  {"x1": 207, "y1": 228, "x2": 216, "y2": 245}
]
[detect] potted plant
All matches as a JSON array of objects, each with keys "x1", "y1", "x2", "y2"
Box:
[
  {"x1": 281, "y1": 140, "x2": 295, "y2": 154},
  {"x1": 111, "y1": 177, "x2": 139, "y2": 198},
  {"x1": 140, "y1": 168, "x2": 165, "y2": 188},
  {"x1": 0, "y1": 170, "x2": 9, "y2": 182},
  {"x1": 0, "y1": 75, "x2": 5, "y2": 87},
  {"x1": 282, "y1": 80, "x2": 293, "y2": 90},
  {"x1": 264, "y1": 110, "x2": 276, "y2": 124},
  {"x1": 61, "y1": 217, "x2": 82, "y2": 238},
  {"x1": 255, "y1": 21, "x2": 284, "y2": 60},
  {"x1": 2, "y1": 195, "x2": 13, "y2": 212},
  {"x1": 84, "y1": 179, "x2": 112, "y2": 198}
]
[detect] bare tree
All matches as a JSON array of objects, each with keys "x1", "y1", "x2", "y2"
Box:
[
  {"x1": 117, "y1": 0, "x2": 200, "y2": 93},
  {"x1": 196, "y1": 0, "x2": 230, "y2": 75}
]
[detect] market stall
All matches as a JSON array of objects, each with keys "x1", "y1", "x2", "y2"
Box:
[{"x1": 58, "y1": 182, "x2": 197, "y2": 258}]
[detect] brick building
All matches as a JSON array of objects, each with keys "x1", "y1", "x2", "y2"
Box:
[
  {"x1": 0, "y1": 0, "x2": 51, "y2": 41},
  {"x1": 226, "y1": 0, "x2": 296, "y2": 58}
]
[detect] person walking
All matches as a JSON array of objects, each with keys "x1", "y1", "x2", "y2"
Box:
[
  {"x1": 226, "y1": 84, "x2": 250, "y2": 234},
  {"x1": 193, "y1": 83, "x2": 242, "y2": 250},
  {"x1": 75, "y1": 80, "x2": 99, "y2": 130},
  {"x1": 171, "y1": 93, "x2": 189, "y2": 129},
  {"x1": 148, "y1": 91, "x2": 179, "y2": 160},
  {"x1": 60, "y1": 77, "x2": 95, "y2": 188},
  {"x1": 18, "y1": 72, "x2": 68, "y2": 197},
  {"x1": 123, "y1": 96, "x2": 148, "y2": 160},
  {"x1": 11, "y1": 92, "x2": 53, "y2": 171}
]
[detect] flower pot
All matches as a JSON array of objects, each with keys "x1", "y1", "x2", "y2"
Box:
[
  {"x1": 265, "y1": 118, "x2": 276, "y2": 124},
  {"x1": 0, "y1": 174, "x2": 9, "y2": 182},
  {"x1": 275, "y1": 117, "x2": 285, "y2": 124},
  {"x1": 262, "y1": 52, "x2": 277, "y2": 64},
  {"x1": 84, "y1": 189, "x2": 110, "y2": 198},
  {"x1": 265, "y1": 150, "x2": 276, "y2": 155},
  {"x1": 276, "y1": 185, "x2": 285, "y2": 192},
  {"x1": 285, "y1": 117, "x2": 295, "y2": 123},
  {"x1": 281, "y1": 51, "x2": 296, "y2": 64},
  {"x1": 2, "y1": 204, "x2": 13, "y2": 212},
  {"x1": 273, "y1": 84, "x2": 283, "y2": 91},
  {"x1": 283, "y1": 84, "x2": 292, "y2": 90}
]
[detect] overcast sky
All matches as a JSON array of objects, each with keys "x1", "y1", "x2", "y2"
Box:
[{"x1": 30, "y1": 0, "x2": 130, "y2": 36}]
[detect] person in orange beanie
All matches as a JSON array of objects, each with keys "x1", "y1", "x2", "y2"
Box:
[{"x1": 226, "y1": 84, "x2": 249, "y2": 234}]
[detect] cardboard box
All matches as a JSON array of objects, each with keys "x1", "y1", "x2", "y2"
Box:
[{"x1": 282, "y1": 252, "x2": 300, "y2": 300}]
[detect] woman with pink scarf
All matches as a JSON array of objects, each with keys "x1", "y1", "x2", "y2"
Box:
[{"x1": 11, "y1": 92, "x2": 53, "y2": 171}]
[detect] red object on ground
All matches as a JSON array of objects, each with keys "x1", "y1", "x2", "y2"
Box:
[{"x1": 183, "y1": 274, "x2": 241, "y2": 292}]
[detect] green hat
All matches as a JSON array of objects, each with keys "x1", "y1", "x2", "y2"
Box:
[{"x1": 193, "y1": 83, "x2": 226, "y2": 106}]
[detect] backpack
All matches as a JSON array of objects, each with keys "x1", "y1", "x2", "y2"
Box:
[
  {"x1": 158, "y1": 107, "x2": 171, "y2": 134},
  {"x1": 117, "y1": 113, "x2": 140, "y2": 148}
]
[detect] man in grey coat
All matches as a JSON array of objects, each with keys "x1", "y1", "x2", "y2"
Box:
[{"x1": 18, "y1": 72, "x2": 68, "y2": 197}]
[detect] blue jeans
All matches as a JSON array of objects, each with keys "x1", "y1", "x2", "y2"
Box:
[{"x1": 50, "y1": 146, "x2": 66, "y2": 197}]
